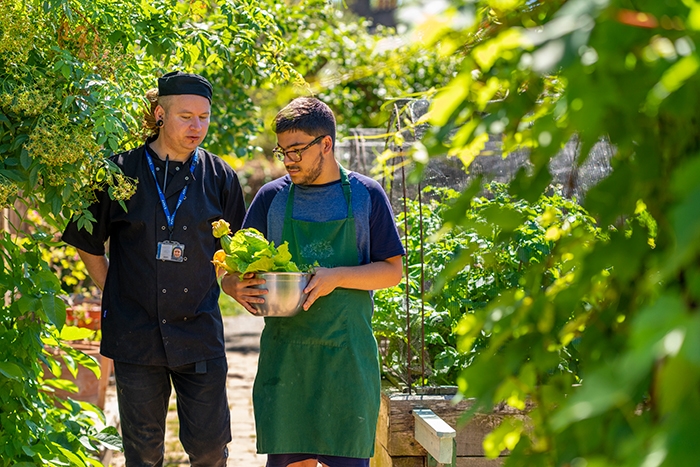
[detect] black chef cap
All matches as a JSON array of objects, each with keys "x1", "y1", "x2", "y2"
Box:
[{"x1": 158, "y1": 71, "x2": 213, "y2": 102}]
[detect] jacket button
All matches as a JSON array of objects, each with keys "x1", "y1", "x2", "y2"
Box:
[
  {"x1": 183, "y1": 316, "x2": 187, "y2": 320},
  {"x1": 182, "y1": 225, "x2": 187, "y2": 230},
  {"x1": 162, "y1": 289, "x2": 166, "y2": 293},
  {"x1": 161, "y1": 226, "x2": 166, "y2": 230},
  {"x1": 185, "y1": 176, "x2": 190, "y2": 181},
  {"x1": 184, "y1": 288, "x2": 188, "y2": 293},
  {"x1": 162, "y1": 319, "x2": 167, "y2": 324},
  {"x1": 176, "y1": 166, "x2": 180, "y2": 171}
]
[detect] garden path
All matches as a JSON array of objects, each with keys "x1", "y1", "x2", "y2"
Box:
[{"x1": 103, "y1": 314, "x2": 268, "y2": 467}]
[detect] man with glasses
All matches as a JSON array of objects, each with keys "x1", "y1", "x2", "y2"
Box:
[{"x1": 222, "y1": 97, "x2": 405, "y2": 467}]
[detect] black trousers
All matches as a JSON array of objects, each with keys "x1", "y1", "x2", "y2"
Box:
[{"x1": 114, "y1": 357, "x2": 231, "y2": 467}]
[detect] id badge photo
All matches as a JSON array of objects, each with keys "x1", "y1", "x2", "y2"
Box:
[{"x1": 157, "y1": 240, "x2": 185, "y2": 262}]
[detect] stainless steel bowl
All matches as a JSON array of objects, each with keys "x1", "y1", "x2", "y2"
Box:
[{"x1": 251, "y1": 272, "x2": 312, "y2": 317}]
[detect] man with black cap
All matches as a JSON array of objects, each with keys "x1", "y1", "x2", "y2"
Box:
[{"x1": 62, "y1": 71, "x2": 246, "y2": 466}]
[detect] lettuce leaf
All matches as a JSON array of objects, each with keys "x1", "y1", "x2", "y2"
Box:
[{"x1": 214, "y1": 227, "x2": 303, "y2": 275}]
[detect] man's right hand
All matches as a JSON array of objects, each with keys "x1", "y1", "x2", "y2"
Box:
[{"x1": 220, "y1": 272, "x2": 267, "y2": 315}]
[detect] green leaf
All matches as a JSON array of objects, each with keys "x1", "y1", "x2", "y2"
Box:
[
  {"x1": 20, "y1": 148, "x2": 31, "y2": 169},
  {"x1": 481, "y1": 205, "x2": 526, "y2": 233},
  {"x1": 71, "y1": 350, "x2": 100, "y2": 379},
  {"x1": 42, "y1": 294, "x2": 66, "y2": 329},
  {"x1": 16, "y1": 295, "x2": 40, "y2": 314},
  {"x1": 10, "y1": 133, "x2": 29, "y2": 151},
  {"x1": 95, "y1": 426, "x2": 123, "y2": 451},
  {"x1": 429, "y1": 73, "x2": 471, "y2": 127},
  {"x1": 0, "y1": 362, "x2": 25, "y2": 380},
  {"x1": 272, "y1": 242, "x2": 293, "y2": 266},
  {"x1": 670, "y1": 187, "x2": 700, "y2": 266},
  {"x1": 244, "y1": 257, "x2": 275, "y2": 274},
  {"x1": 0, "y1": 168, "x2": 26, "y2": 182},
  {"x1": 646, "y1": 55, "x2": 700, "y2": 115},
  {"x1": 43, "y1": 378, "x2": 79, "y2": 392},
  {"x1": 60, "y1": 325, "x2": 96, "y2": 341},
  {"x1": 441, "y1": 177, "x2": 482, "y2": 227},
  {"x1": 77, "y1": 215, "x2": 95, "y2": 235},
  {"x1": 51, "y1": 192, "x2": 62, "y2": 216},
  {"x1": 61, "y1": 63, "x2": 71, "y2": 79},
  {"x1": 482, "y1": 417, "x2": 523, "y2": 458},
  {"x1": 29, "y1": 164, "x2": 39, "y2": 187},
  {"x1": 58, "y1": 445, "x2": 88, "y2": 467}
]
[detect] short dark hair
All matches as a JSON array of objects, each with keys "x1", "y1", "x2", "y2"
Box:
[{"x1": 274, "y1": 97, "x2": 336, "y2": 149}]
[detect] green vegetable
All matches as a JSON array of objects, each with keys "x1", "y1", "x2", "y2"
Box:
[{"x1": 212, "y1": 226, "x2": 302, "y2": 276}]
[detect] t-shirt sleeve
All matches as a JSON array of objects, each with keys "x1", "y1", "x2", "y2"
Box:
[
  {"x1": 367, "y1": 180, "x2": 406, "y2": 262},
  {"x1": 242, "y1": 177, "x2": 288, "y2": 238},
  {"x1": 61, "y1": 189, "x2": 112, "y2": 256}
]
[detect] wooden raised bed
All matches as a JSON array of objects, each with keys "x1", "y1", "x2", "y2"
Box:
[{"x1": 372, "y1": 391, "x2": 527, "y2": 467}]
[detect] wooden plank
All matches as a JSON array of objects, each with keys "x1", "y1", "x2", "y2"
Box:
[
  {"x1": 376, "y1": 389, "x2": 391, "y2": 450},
  {"x1": 390, "y1": 457, "x2": 425, "y2": 467},
  {"x1": 370, "y1": 438, "x2": 394, "y2": 467},
  {"x1": 371, "y1": 439, "x2": 424, "y2": 467},
  {"x1": 413, "y1": 409, "x2": 455, "y2": 464},
  {"x1": 97, "y1": 356, "x2": 113, "y2": 409},
  {"x1": 455, "y1": 458, "x2": 503, "y2": 467}
]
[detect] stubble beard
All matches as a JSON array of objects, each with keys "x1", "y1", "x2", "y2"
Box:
[{"x1": 291, "y1": 153, "x2": 324, "y2": 186}]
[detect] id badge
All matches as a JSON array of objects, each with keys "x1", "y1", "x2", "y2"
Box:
[{"x1": 157, "y1": 241, "x2": 185, "y2": 262}]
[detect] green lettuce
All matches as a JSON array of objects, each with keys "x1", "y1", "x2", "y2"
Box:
[{"x1": 213, "y1": 227, "x2": 302, "y2": 276}]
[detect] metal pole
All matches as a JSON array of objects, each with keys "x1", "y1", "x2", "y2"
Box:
[
  {"x1": 395, "y1": 102, "x2": 412, "y2": 395},
  {"x1": 418, "y1": 181, "x2": 425, "y2": 386}
]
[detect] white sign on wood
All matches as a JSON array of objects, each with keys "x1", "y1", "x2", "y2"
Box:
[{"x1": 413, "y1": 408, "x2": 456, "y2": 464}]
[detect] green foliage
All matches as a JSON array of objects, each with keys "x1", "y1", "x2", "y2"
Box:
[
  {"x1": 0, "y1": 231, "x2": 120, "y2": 466},
  {"x1": 373, "y1": 183, "x2": 600, "y2": 387},
  {"x1": 248, "y1": 1, "x2": 461, "y2": 151},
  {"x1": 404, "y1": 0, "x2": 700, "y2": 465}
]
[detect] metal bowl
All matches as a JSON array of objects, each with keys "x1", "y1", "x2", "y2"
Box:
[{"x1": 251, "y1": 272, "x2": 312, "y2": 317}]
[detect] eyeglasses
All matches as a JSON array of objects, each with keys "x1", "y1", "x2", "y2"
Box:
[{"x1": 272, "y1": 135, "x2": 328, "y2": 162}]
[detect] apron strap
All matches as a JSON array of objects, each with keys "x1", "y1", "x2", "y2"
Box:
[{"x1": 285, "y1": 164, "x2": 353, "y2": 219}]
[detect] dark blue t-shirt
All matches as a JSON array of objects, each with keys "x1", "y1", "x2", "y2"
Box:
[{"x1": 243, "y1": 171, "x2": 405, "y2": 266}]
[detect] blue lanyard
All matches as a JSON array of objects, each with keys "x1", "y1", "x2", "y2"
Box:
[{"x1": 145, "y1": 147, "x2": 199, "y2": 238}]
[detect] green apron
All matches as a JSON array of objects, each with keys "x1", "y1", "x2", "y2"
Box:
[{"x1": 253, "y1": 167, "x2": 380, "y2": 458}]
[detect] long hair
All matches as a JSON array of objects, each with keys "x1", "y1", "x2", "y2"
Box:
[{"x1": 142, "y1": 88, "x2": 160, "y2": 139}]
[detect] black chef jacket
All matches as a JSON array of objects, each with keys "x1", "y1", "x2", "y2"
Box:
[{"x1": 62, "y1": 140, "x2": 246, "y2": 367}]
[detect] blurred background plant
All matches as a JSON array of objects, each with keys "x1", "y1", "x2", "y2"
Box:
[
  {"x1": 374, "y1": 183, "x2": 603, "y2": 388},
  {"x1": 392, "y1": 0, "x2": 700, "y2": 465}
]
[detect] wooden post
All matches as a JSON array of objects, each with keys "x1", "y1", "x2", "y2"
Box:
[{"x1": 413, "y1": 409, "x2": 456, "y2": 465}]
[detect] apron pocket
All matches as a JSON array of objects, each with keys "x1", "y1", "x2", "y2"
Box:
[{"x1": 266, "y1": 294, "x2": 348, "y2": 348}]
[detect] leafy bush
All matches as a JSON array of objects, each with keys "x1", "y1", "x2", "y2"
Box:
[
  {"x1": 0, "y1": 232, "x2": 120, "y2": 466},
  {"x1": 373, "y1": 183, "x2": 601, "y2": 387},
  {"x1": 401, "y1": 1, "x2": 700, "y2": 464}
]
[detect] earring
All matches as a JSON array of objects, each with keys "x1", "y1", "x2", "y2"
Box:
[{"x1": 156, "y1": 119, "x2": 164, "y2": 127}]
